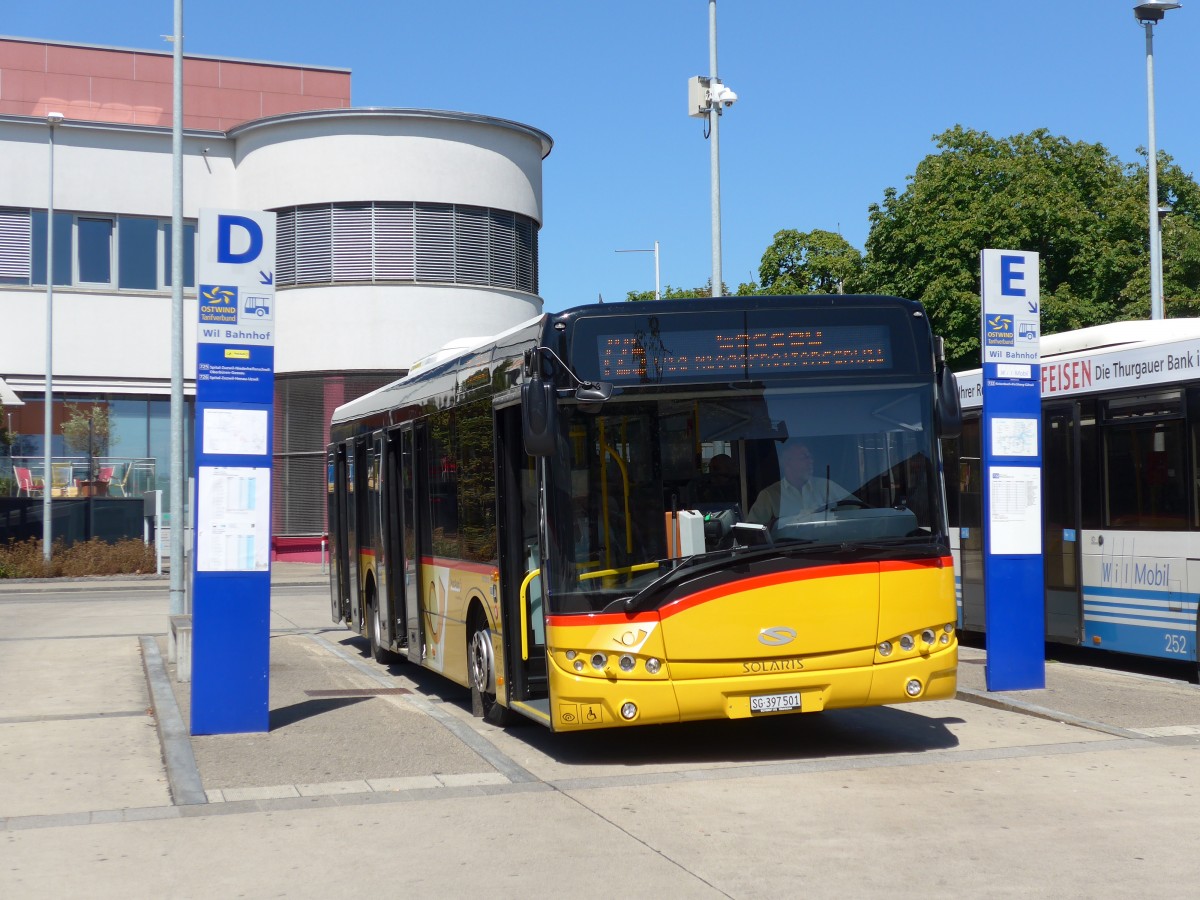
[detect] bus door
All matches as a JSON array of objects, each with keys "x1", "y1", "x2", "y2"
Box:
[
  {"x1": 957, "y1": 416, "x2": 985, "y2": 631},
  {"x1": 401, "y1": 422, "x2": 426, "y2": 663},
  {"x1": 381, "y1": 428, "x2": 407, "y2": 650},
  {"x1": 348, "y1": 437, "x2": 368, "y2": 635},
  {"x1": 329, "y1": 446, "x2": 350, "y2": 624},
  {"x1": 494, "y1": 404, "x2": 547, "y2": 707},
  {"x1": 1044, "y1": 403, "x2": 1083, "y2": 642}
]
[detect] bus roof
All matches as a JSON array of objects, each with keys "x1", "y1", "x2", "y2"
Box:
[
  {"x1": 331, "y1": 313, "x2": 546, "y2": 425},
  {"x1": 957, "y1": 317, "x2": 1200, "y2": 410},
  {"x1": 331, "y1": 294, "x2": 933, "y2": 428},
  {"x1": 1040, "y1": 318, "x2": 1200, "y2": 358}
]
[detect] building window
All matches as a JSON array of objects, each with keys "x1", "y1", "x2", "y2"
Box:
[
  {"x1": 274, "y1": 201, "x2": 539, "y2": 294},
  {"x1": 0, "y1": 208, "x2": 196, "y2": 291},
  {"x1": 118, "y1": 217, "x2": 159, "y2": 290},
  {"x1": 30, "y1": 210, "x2": 72, "y2": 285},
  {"x1": 76, "y1": 217, "x2": 114, "y2": 285},
  {"x1": 162, "y1": 221, "x2": 197, "y2": 289}
]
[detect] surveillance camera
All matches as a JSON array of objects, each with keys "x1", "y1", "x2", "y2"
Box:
[{"x1": 719, "y1": 88, "x2": 738, "y2": 107}]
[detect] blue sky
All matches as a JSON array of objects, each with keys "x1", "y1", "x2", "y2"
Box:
[{"x1": 8, "y1": 2, "x2": 1199, "y2": 313}]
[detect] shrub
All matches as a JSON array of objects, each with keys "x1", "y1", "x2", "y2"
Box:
[{"x1": 0, "y1": 537, "x2": 157, "y2": 579}]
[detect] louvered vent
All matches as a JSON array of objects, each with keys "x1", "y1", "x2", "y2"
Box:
[
  {"x1": 275, "y1": 209, "x2": 296, "y2": 285},
  {"x1": 332, "y1": 203, "x2": 374, "y2": 281},
  {"x1": 0, "y1": 208, "x2": 31, "y2": 281},
  {"x1": 516, "y1": 216, "x2": 537, "y2": 294},
  {"x1": 415, "y1": 203, "x2": 455, "y2": 282},
  {"x1": 454, "y1": 205, "x2": 489, "y2": 285},
  {"x1": 295, "y1": 206, "x2": 333, "y2": 284},
  {"x1": 489, "y1": 209, "x2": 516, "y2": 289},
  {"x1": 375, "y1": 202, "x2": 416, "y2": 280},
  {"x1": 269, "y1": 202, "x2": 539, "y2": 293}
]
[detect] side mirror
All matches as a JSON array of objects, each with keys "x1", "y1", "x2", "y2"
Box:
[
  {"x1": 936, "y1": 367, "x2": 962, "y2": 440},
  {"x1": 522, "y1": 380, "x2": 558, "y2": 457}
]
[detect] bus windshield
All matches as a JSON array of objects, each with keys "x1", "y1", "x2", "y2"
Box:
[{"x1": 542, "y1": 381, "x2": 944, "y2": 614}]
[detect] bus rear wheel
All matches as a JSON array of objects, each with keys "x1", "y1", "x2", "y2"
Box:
[
  {"x1": 469, "y1": 615, "x2": 514, "y2": 726},
  {"x1": 368, "y1": 592, "x2": 398, "y2": 665}
]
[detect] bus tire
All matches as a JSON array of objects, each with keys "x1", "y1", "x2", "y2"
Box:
[
  {"x1": 368, "y1": 589, "x2": 397, "y2": 665},
  {"x1": 468, "y1": 612, "x2": 514, "y2": 726}
]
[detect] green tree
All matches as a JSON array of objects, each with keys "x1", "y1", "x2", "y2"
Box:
[
  {"x1": 859, "y1": 126, "x2": 1200, "y2": 369},
  {"x1": 757, "y1": 228, "x2": 864, "y2": 295},
  {"x1": 624, "y1": 281, "x2": 725, "y2": 302},
  {"x1": 61, "y1": 403, "x2": 115, "y2": 480}
]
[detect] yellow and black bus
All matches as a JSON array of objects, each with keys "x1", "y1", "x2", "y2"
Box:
[{"x1": 327, "y1": 296, "x2": 961, "y2": 730}]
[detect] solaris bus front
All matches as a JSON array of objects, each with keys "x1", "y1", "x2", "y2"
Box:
[{"x1": 513, "y1": 296, "x2": 962, "y2": 730}]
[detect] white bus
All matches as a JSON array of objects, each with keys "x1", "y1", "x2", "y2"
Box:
[{"x1": 948, "y1": 319, "x2": 1200, "y2": 679}]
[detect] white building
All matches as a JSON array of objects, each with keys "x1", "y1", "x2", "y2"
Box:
[{"x1": 0, "y1": 37, "x2": 551, "y2": 556}]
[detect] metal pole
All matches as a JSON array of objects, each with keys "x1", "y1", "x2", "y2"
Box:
[
  {"x1": 653, "y1": 240, "x2": 661, "y2": 301},
  {"x1": 169, "y1": 0, "x2": 186, "y2": 616},
  {"x1": 42, "y1": 113, "x2": 62, "y2": 562},
  {"x1": 708, "y1": 0, "x2": 722, "y2": 298},
  {"x1": 1145, "y1": 21, "x2": 1164, "y2": 320}
]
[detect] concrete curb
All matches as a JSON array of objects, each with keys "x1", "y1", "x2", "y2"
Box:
[
  {"x1": 139, "y1": 635, "x2": 207, "y2": 806},
  {"x1": 955, "y1": 687, "x2": 1144, "y2": 739}
]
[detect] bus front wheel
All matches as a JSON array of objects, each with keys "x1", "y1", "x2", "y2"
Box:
[{"x1": 469, "y1": 614, "x2": 514, "y2": 726}]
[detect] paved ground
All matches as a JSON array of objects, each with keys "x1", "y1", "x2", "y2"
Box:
[{"x1": 2, "y1": 565, "x2": 1200, "y2": 898}]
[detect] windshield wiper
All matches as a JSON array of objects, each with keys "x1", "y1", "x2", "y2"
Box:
[{"x1": 621, "y1": 541, "x2": 829, "y2": 613}]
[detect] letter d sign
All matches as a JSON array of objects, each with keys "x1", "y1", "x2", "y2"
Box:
[{"x1": 217, "y1": 215, "x2": 264, "y2": 265}]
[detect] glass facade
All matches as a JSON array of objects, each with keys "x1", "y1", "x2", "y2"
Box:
[{"x1": 0, "y1": 395, "x2": 190, "y2": 509}]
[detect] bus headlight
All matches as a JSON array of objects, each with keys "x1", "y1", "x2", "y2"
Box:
[
  {"x1": 878, "y1": 641, "x2": 893, "y2": 657},
  {"x1": 899, "y1": 634, "x2": 915, "y2": 652},
  {"x1": 591, "y1": 653, "x2": 607, "y2": 670},
  {"x1": 573, "y1": 659, "x2": 585, "y2": 672},
  {"x1": 620, "y1": 702, "x2": 638, "y2": 720},
  {"x1": 618, "y1": 654, "x2": 635, "y2": 672},
  {"x1": 921, "y1": 629, "x2": 936, "y2": 645},
  {"x1": 645, "y1": 657, "x2": 661, "y2": 674},
  {"x1": 906, "y1": 679, "x2": 923, "y2": 697}
]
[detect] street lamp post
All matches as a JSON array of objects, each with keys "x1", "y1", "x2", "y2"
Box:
[
  {"x1": 1134, "y1": 1, "x2": 1181, "y2": 320},
  {"x1": 169, "y1": 0, "x2": 186, "y2": 618},
  {"x1": 42, "y1": 110, "x2": 64, "y2": 562},
  {"x1": 707, "y1": 0, "x2": 722, "y2": 298},
  {"x1": 615, "y1": 241, "x2": 661, "y2": 300},
  {"x1": 688, "y1": 4, "x2": 737, "y2": 299}
]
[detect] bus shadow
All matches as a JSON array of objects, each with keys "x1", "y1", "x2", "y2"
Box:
[
  {"x1": 504, "y1": 707, "x2": 964, "y2": 768},
  {"x1": 338, "y1": 635, "x2": 474, "y2": 705}
]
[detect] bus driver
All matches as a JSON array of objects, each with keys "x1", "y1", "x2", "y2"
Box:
[{"x1": 746, "y1": 441, "x2": 850, "y2": 527}]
